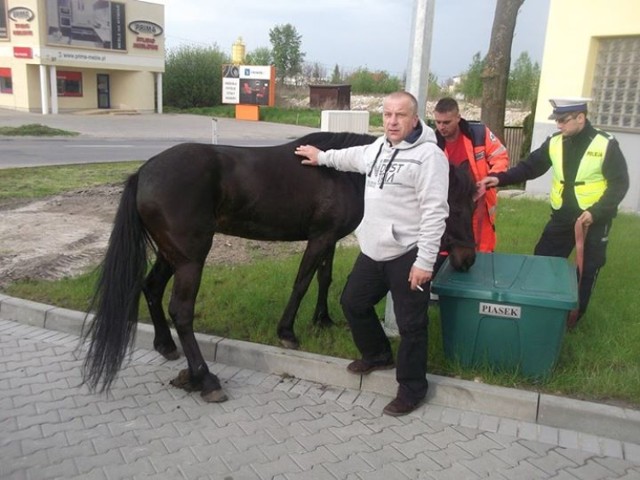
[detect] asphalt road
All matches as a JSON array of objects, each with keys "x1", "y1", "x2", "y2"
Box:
[
  {"x1": 1, "y1": 137, "x2": 175, "y2": 168},
  {"x1": 0, "y1": 108, "x2": 319, "y2": 168},
  {"x1": 0, "y1": 136, "x2": 298, "y2": 168}
]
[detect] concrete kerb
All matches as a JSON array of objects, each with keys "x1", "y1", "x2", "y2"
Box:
[{"x1": 1, "y1": 294, "x2": 638, "y2": 445}]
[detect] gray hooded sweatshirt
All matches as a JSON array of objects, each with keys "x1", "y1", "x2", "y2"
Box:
[{"x1": 317, "y1": 120, "x2": 449, "y2": 272}]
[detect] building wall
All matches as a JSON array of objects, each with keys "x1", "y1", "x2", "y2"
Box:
[
  {"x1": 25, "y1": 64, "x2": 43, "y2": 109},
  {"x1": 110, "y1": 70, "x2": 156, "y2": 111},
  {"x1": 528, "y1": 0, "x2": 639, "y2": 212}
]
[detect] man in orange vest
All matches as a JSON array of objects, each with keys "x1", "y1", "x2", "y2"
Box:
[{"x1": 433, "y1": 97, "x2": 510, "y2": 253}]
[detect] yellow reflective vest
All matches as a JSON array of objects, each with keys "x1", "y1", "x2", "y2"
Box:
[{"x1": 548, "y1": 133, "x2": 610, "y2": 210}]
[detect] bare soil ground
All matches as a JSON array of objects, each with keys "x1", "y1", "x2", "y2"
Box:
[{"x1": 0, "y1": 185, "x2": 322, "y2": 288}]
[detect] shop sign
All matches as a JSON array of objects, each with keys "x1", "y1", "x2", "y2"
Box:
[
  {"x1": 45, "y1": 1, "x2": 126, "y2": 51},
  {"x1": 8, "y1": 6, "x2": 34, "y2": 22},
  {"x1": 9, "y1": 6, "x2": 34, "y2": 36},
  {"x1": 128, "y1": 20, "x2": 162, "y2": 36},
  {"x1": 13, "y1": 46, "x2": 32, "y2": 58},
  {"x1": 129, "y1": 20, "x2": 162, "y2": 51}
]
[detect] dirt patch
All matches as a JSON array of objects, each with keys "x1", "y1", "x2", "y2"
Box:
[{"x1": 0, "y1": 185, "x2": 352, "y2": 288}]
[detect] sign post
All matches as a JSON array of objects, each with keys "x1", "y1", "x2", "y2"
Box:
[
  {"x1": 211, "y1": 117, "x2": 218, "y2": 144},
  {"x1": 222, "y1": 64, "x2": 276, "y2": 121}
]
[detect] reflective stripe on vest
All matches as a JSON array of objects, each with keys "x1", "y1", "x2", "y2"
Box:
[{"x1": 549, "y1": 133, "x2": 609, "y2": 210}]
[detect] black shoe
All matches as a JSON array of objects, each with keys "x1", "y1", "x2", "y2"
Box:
[
  {"x1": 347, "y1": 359, "x2": 394, "y2": 375},
  {"x1": 382, "y1": 397, "x2": 422, "y2": 417}
]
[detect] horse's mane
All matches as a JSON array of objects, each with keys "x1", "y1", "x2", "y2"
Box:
[{"x1": 292, "y1": 131, "x2": 378, "y2": 151}]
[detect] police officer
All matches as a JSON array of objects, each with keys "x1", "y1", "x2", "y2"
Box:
[{"x1": 478, "y1": 97, "x2": 629, "y2": 328}]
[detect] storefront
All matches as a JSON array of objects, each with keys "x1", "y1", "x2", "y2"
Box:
[{"x1": 0, "y1": 0, "x2": 164, "y2": 114}]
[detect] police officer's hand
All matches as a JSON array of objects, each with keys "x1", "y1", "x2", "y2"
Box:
[
  {"x1": 578, "y1": 210, "x2": 593, "y2": 227},
  {"x1": 478, "y1": 176, "x2": 499, "y2": 189}
]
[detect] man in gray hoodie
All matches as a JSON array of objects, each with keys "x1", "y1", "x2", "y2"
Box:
[{"x1": 295, "y1": 91, "x2": 449, "y2": 416}]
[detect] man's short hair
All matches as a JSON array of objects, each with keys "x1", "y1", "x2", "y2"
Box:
[
  {"x1": 386, "y1": 91, "x2": 419, "y2": 115},
  {"x1": 435, "y1": 97, "x2": 460, "y2": 114}
]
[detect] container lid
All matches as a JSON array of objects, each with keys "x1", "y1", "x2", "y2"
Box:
[{"x1": 432, "y1": 252, "x2": 578, "y2": 310}]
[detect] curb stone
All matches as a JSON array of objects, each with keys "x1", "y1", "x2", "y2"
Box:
[{"x1": 1, "y1": 294, "x2": 639, "y2": 446}]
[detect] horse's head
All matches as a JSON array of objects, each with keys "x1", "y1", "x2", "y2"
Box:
[{"x1": 441, "y1": 162, "x2": 477, "y2": 272}]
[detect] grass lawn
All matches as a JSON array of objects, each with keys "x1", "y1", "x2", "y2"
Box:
[
  {"x1": 0, "y1": 124, "x2": 79, "y2": 137},
  {"x1": 0, "y1": 161, "x2": 142, "y2": 203},
  {"x1": 171, "y1": 105, "x2": 384, "y2": 129}
]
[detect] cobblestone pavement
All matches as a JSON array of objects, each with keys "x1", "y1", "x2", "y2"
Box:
[{"x1": 2, "y1": 318, "x2": 640, "y2": 480}]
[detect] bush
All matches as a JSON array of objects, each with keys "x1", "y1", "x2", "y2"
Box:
[
  {"x1": 345, "y1": 68, "x2": 403, "y2": 95},
  {"x1": 164, "y1": 45, "x2": 230, "y2": 109}
]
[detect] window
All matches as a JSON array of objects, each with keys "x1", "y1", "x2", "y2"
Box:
[
  {"x1": 0, "y1": 67, "x2": 12, "y2": 94},
  {"x1": 590, "y1": 36, "x2": 640, "y2": 131},
  {"x1": 57, "y1": 71, "x2": 83, "y2": 97}
]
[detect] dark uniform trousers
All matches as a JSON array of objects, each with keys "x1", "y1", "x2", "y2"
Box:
[
  {"x1": 340, "y1": 248, "x2": 430, "y2": 404},
  {"x1": 534, "y1": 216, "x2": 611, "y2": 315}
]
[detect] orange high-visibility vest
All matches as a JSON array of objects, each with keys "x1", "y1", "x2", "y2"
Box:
[{"x1": 451, "y1": 123, "x2": 509, "y2": 252}]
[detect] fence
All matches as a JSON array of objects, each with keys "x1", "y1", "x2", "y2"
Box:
[{"x1": 503, "y1": 126, "x2": 525, "y2": 166}]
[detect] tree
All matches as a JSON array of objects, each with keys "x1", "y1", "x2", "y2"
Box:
[
  {"x1": 507, "y1": 51, "x2": 540, "y2": 105},
  {"x1": 164, "y1": 44, "x2": 228, "y2": 109},
  {"x1": 311, "y1": 62, "x2": 326, "y2": 83},
  {"x1": 245, "y1": 47, "x2": 273, "y2": 66},
  {"x1": 520, "y1": 96, "x2": 538, "y2": 158},
  {"x1": 331, "y1": 64, "x2": 342, "y2": 84},
  {"x1": 427, "y1": 72, "x2": 442, "y2": 99},
  {"x1": 481, "y1": 0, "x2": 525, "y2": 141},
  {"x1": 458, "y1": 52, "x2": 484, "y2": 102},
  {"x1": 269, "y1": 24, "x2": 305, "y2": 85}
]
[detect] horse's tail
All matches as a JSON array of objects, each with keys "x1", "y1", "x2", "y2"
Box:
[{"x1": 82, "y1": 172, "x2": 151, "y2": 393}]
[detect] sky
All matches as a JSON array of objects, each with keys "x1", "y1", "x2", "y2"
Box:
[{"x1": 150, "y1": 0, "x2": 551, "y2": 81}]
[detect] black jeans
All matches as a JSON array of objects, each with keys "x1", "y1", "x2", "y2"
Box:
[
  {"x1": 534, "y1": 215, "x2": 611, "y2": 315},
  {"x1": 340, "y1": 249, "x2": 431, "y2": 403}
]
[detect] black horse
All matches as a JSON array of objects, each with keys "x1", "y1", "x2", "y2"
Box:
[{"x1": 82, "y1": 132, "x2": 476, "y2": 402}]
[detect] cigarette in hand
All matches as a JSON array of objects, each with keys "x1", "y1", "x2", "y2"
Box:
[{"x1": 416, "y1": 285, "x2": 424, "y2": 292}]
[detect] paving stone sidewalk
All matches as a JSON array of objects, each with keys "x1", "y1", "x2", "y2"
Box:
[{"x1": 2, "y1": 318, "x2": 640, "y2": 480}]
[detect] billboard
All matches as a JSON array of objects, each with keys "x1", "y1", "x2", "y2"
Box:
[
  {"x1": 45, "y1": 0, "x2": 126, "y2": 50},
  {"x1": 0, "y1": 0, "x2": 8, "y2": 40},
  {"x1": 222, "y1": 64, "x2": 275, "y2": 106}
]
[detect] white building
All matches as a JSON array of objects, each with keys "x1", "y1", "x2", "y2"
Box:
[
  {"x1": 527, "y1": 0, "x2": 639, "y2": 213},
  {"x1": 0, "y1": 0, "x2": 165, "y2": 114}
]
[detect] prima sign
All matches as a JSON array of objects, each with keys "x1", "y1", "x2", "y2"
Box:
[
  {"x1": 479, "y1": 302, "x2": 521, "y2": 319},
  {"x1": 128, "y1": 20, "x2": 163, "y2": 37},
  {"x1": 8, "y1": 7, "x2": 34, "y2": 22}
]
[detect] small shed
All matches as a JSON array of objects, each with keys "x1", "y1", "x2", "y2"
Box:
[{"x1": 309, "y1": 84, "x2": 351, "y2": 110}]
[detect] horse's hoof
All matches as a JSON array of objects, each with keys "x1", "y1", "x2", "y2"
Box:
[
  {"x1": 201, "y1": 388, "x2": 228, "y2": 403},
  {"x1": 279, "y1": 337, "x2": 299, "y2": 350},
  {"x1": 169, "y1": 369, "x2": 202, "y2": 392},
  {"x1": 169, "y1": 369, "x2": 190, "y2": 388},
  {"x1": 162, "y1": 349, "x2": 180, "y2": 361},
  {"x1": 313, "y1": 316, "x2": 334, "y2": 329}
]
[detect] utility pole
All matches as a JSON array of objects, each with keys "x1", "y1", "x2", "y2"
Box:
[
  {"x1": 405, "y1": 0, "x2": 436, "y2": 118},
  {"x1": 385, "y1": 0, "x2": 437, "y2": 336}
]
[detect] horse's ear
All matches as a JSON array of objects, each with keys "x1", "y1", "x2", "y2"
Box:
[
  {"x1": 449, "y1": 162, "x2": 477, "y2": 199},
  {"x1": 458, "y1": 161, "x2": 471, "y2": 177}
]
